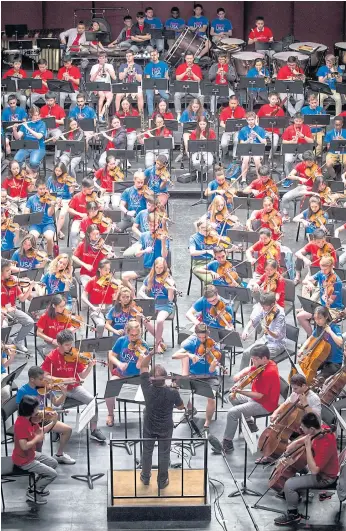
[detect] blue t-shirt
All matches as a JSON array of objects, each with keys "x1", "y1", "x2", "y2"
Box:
[
  {"x1": 313, "y1": 323, "x2": 343, "y2": 364},
  {"x1": 165, "y1": 17, "x2": 185, "y2": 36},
  {"x1": 106, "y1": 305, "x2": 131, "y2": 332},
  {"x1": 1, "y1": 352, "x2": 7, "y2": 374},
  {"x1": 26, "y1": 194, "x2": 54, "y2": 226},
  {"x1": 145, "y1": 17, "x2": 163, "y2": 29},
  {"x1": 1, "y1": 230, "x2": 15, "y2": 251},
  {"x1": 181, "y1": 335, "x2": 218, "y2": 376},
  {"x1": 134, "y1": 209, "x2": 149, "y2": 232},
  {"x1": 19, "y1": 120, "x2": 47, "y2": 149},
  {"x1": 139, "y1": 231, "x2": 169, "y2": 269},
  {"x1": 207, "y1": 260, "x2": 233, "y2": 286},
  {"x1": 179, "y1": 109, "x2": 207, "y2": 123},
  {"x1": 11, "y1": 250, "x2": 39, "y2": 270},
  {"x1": 206, "y1": 211, "x2": 232, "y2": 235},
  {"x1": 210, "y1": 18, "x2": 232, "y2": 34},
  {"x1": 46, "y1": 176, "x2": 72, "y2": 200},
  {"x1": 302, "y1": 209, "x2": 329, "y2": 234},
  {"x1": 16, "y1": 383, "x2": 44, "y2": 407},
  {"x1": 324, "y1": 129, "x2": 346, "y2": 153},
  {"x1": 2, "y1": 107, "x2": 27, "y2": 122},
  {"x1": 111, "y1": 336, "x2": 149, "y2": 377},
  {"x1": 317, "y1": 65, "x2": 343, "y2": 90},
  {"x1": 68, "y1": 105, "x2": 96, "y2": 121},
  {"x1": 313, "y1": 271, "x2": 343, "y2": 309},
  {"x1": 143, "y1": 275, "x2": 169, "y2": 301},
  {"x1": 144, "y1": 166, "x2": 168, "y2": 194},
  {"x1": 246, "y1": 67, "x2": 270, "y2": 92},
  {"x1": 300, "y1": 105, "x2": 326, "y2": 133},
  {"x1": 144, "y1": 61, "x2": 169, "y2": 79},
  {"x1": 121, "y1": 185, "x2": 147, "y2": 215},
  {"x1": 238, "y1": 125, "x2": 266, "y2": 143},
  {"x1": 193, "y1": 296, "x2": 233, "y2": 329},
  {"x1": 187, "y1": 15, "x2": 209, "y2": 36},
  {"x1": 208, "y1": 180, "x2": 233, "y2": 207},
  {"x1": 189, "y1": 232, "x2": 213, "y2": 261}
]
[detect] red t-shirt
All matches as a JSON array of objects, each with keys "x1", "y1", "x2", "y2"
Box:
[
  {"x1": 251, "y1": 360, "x2": 280, "y2": 412},
  {"x1": 1, "y1": 281, "x2": 21, "y2": 306},
  {"x1": 40, "y1": 104, "x2": 66, "y2": 128},
  {"x1": 175, "y1": 63, "x2": 203, "y2": 81},
  {"x1": 41, "y1": 348, "x2": 85, "y2": 389},
  {"x1": 94, "y1": 168, "x2": 115, "y2": 193},
  {"x1": 32, "y1": 70, "x2": 54, "y2": 94},
  {"x1": 84, "y1": 277, "x2": 117, "y2": 305},
  {"x1": 312, "y1": 425, "x2": 339, "y2": 478},
  {"x1": 302, "y1": 242, "x2": 336, "y2": 267},
  {"x1": 12, "y1": 416, "x2": 40, "y2": 466},
  {"x1": 282, "y1": 124, "x2": 312, "y2": 144},
  {"x1": 248, "y1": 26, "x2": 273, "y2": 42},
  {"x1": 249, "y1": 178, "x2": 279, "y2": 209},
  {"x1": 295, "y1": 161, "x2": 320, "y2": 191},
  {"x1": 190, "y1": 129, "x2": 217, "y2": 140},
  {"x1": 57, "y1": 65, "x2": 81, "y2": 91},
  {"x1": 36, "y1": 312, "x2": 73, "y2": 339},
  {"x1": 2, "y1": 177, "x2": 30, "y2": 199},
  {"x1": 73, "y1": 242, "x2": 103, "y2": 277},
  {"x1": 219, "y1": 106, "x2": 246, "y2": 122},
  {"x1": 258, "y1": 273, "x2": 285, "y2": 308},
  {"x1": 68, "y1": 192, "x2": 88, "y2": 221},
  {"x1": 80, "y1": 216, "x2": 107, "y2": 235},
  {"x1": 70, "y1": 33, "x2": 82, "y2": 52},
  {"x1": 144, "y1": 127, "x2": 172, "y2": 139},
  {"x1": 3, "y1": 68, "x2": 27, "y2": 79},
  {"x1": 339, "y1": 111, "x2": 346, "y2": 117},
  {"x1": 251, "y1": 240, "x2": 280, "y2": 275},
  {"x1": 277, "y1": 65, "x2": 304, "y2": 80},
  {"x1": 116, "y1": 109, "x2": 139, "y2": 133},
  {"x1": 257, "y1": 104, "x2": 285, "y2": 135},
  {"x1": 254, "y1": 209, "x2": 282, "y2": 241},
  {"x1": 152, "y1": 111, "x2": 175, "y2": 121}
]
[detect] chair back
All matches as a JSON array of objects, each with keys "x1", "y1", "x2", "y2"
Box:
[
  {"x1": 286, "y1": 324, "x2": 299, "y2": 345},
  {"x1": 284, "y1": 279, "x2": 296, "y2": 303},
  {"x1": 321, "y1": 403, "x2": 337, "y2": 428},
  {"x1": 279, "y1": 376, "x2": 290, "y2": 401},
  {"x1": 1, "y1": 395, "x2": 18, "y2": 423}
]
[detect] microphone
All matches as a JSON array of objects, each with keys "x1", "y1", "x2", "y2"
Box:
[{"x1": 208, "y1": 434, "x2": 223, "y2": 454}]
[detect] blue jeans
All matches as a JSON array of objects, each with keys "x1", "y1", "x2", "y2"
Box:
[
  {"x1": 146, "y1": 89, "x2": 169, "y2": 116},
  {"x1": 15, "y1": 148, "x2": 46, "y2": 170}
]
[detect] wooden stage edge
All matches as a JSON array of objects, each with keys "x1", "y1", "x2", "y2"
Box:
[{"x1": 107, "y1": 469, "x2": 211, "y2": 522}]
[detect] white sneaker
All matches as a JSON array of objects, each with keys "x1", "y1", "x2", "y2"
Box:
[
  {"x1": 176, "y1": 113, "x2": 181, "y2": 121},
  {"x1": 126, "y1": 160, "x2": 132, "y2": 169},
  {"x1": 26, "y1": 492, "x2": 47, "y2": 505},
  {"x1": 15, "y1": 342, "x2": 28, "y2": 353},
  {"x1": 54, "y1": 452, "x2": 76, "y2": 464}
]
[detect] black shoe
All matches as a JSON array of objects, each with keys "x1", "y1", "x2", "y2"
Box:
[
  {"x1": 274, "y1": 512, "x2": 301, "y2": 526},
  {"x1": 140, "y1": 474, "x2": 150, "y2": 486},
  {"x1": 275, "y1": 491, "x2": 285, "y2": 500},
  {"x1": 247, "y1": 420, "x2": 259, "y2": 433},
  {"x1": 90, "y1": 429, "x2": 106, "y2": 442},
  {"x1": 158, "y1": 478, "x2": 169, "y2": 489},
  {"x1": 213, "y1": 439, "x2": 234, "y2": 454}
]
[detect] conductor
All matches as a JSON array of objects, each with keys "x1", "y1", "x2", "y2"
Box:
[{"x1": 140, "y1": 352, "x2": 185, "y2": 489}]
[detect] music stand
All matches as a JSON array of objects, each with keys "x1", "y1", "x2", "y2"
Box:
[
  {"x1": 274, "y1": 80, "x2": 304, "y2": 115},
  {"x1": 303, "y1": 114, "x2": 330, "y2": 156},
  {"x1": 85, "y1": 31, "x2": 110, "y2": 46},
  {"x1": 77, "y1": 336, "x2": 116, "y2": 398},
  {"x1": 225, "y1": 119, "x2": 247, "y2": 135},
  {"x1": 330, "y1": 140, "x2": 346, "y2": 159},
  {"x1": 56, "y1": 140, "x2": 86, "y2": 176},
  {"x1": 112, "y1": 83, "x2": 140, "y2": 96},
  {"x1": 171, "y1": 80, "x2": 200, "y2": 115},
  {"x1": 107, "y1": 257, "x2": 144, "y2": 275},
  {"x1": 164, "y1": 119, "x2": 179, "y2": 132},
  {"x1": 236, "y1": 144, "x2": 265, "y2": 165},
  {"x1": 281, "y1": 143, "x2": 314, "y2": 171},
  {"x1": 17, "y1": 79, "x2": 42, "y2": 108},
  {"x1": 121, "y1": 116, "x2": 141, "y2": 130},
  {"x1": 5, "y1": 24, "x2": 28, "y2": 38},
  {"x1": 11, "y1": 140, "x2": 39, "y2": 151},
  {"x1": 142, "y1": 78, "x2": 168, "y2": 93},
  {"x1": 13, "y1": 212, "x2": 43, "y2": 227},
  {"x1": 297, "y1": 295, "x2": 321, "y2": 315},
  {"x1": 1, "y1": 362, "x2": 28, "y2": 389},
  {"x1": 102, "y1": 232, "x2": 131, "y2": 251},
  {"x1": 216, "y1": 286, "x2": 253, "y2": 304},
  {"x1": 1, "y1": 79, "x2": 17, "y2": 96},
  {"x1": 306, "y1": 80, "x2": 333, "y2": 107},
  {"x1": 258, "y1": 116, "x2": 289, "y2": 170},
  {"x1": 239, "y1": 77, "x2": 266, "y2": 111},
  {"x1": 208, "y1": 328, "x2": 243, "y2": 375},
  {"x1": 106, "y1": 148, "x2": 136, "y2": 178},
  {"x1": 41, "y1": 117, "x2": 56, "y2": 130},
  {"x1": 310, "y1": 266, "x2": 345, "y2": 281},
  {"x1": 1, "y1": 327, "x2": 12, "y2": 345},
  {"x1": 85, "y1": 82, "x2": 111, "y2": 93},
  {"x1": 328, "y1": 207, "x2": 346, "y2": 222},
  {"x1": 47, "y1": 80, "x2": 75, "y2": 107},
  {"x1": 336, "y1": 82, "x2": 346, "y2": 98},
  {"x1": 188, "y1": 139, "x2": 218, "y2": 206}
]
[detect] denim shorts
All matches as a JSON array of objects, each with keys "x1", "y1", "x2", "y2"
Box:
[{"x1": 29, "y1": 223, "x2": 55, "y2": 235}]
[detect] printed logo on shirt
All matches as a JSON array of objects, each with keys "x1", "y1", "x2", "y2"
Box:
[
  {"x1": 152, "y1": 66, "x2": 163, "y2": 78},
  {"x1": 121, "y1": 348, "x2": 139, "y2": 363}
]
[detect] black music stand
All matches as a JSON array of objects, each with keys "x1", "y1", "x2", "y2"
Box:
[
  {"x1": 41, "y1": 117, "x2": 56, "y2": 130},
  {"x1": 216, "y1": 285, "x2": 253, "y2": 304},
  {"x1": 56, "y1": 140, "x2": 86, "y2": 176},
  {"x1": 282, "y1": 143, "x2": 314, "y2": 173},
  {"x1": 239, "y1": 77, "x2": 266, "y2": 111},
  {"x1": 258, "y1": 116, "x2": 289, "y2": 170},
  {"x1": 202, "y1": 82, "x2": 229, "y2": 161},
  {"x1": 1, "y1": 80, "x2": 17, "y2": 103},
  {"x1": 188, "y1": 139, "x2": 218, "y2": 206},
  {"x1": 13, "y1": 212, "x2": 43, "y2": 227},
  {"x1": 328, "y1": 207, "x2": 346, "y2": 222},
  {"x1": 5, "y1": 24, "x2": 28, "y2": 38},
  {"x1": 330, "y1": 140, "x2": 346, "y2": 164},
  {"x1": 237, "y1": 144, "x2": 266, "y2": 167},
  {"x1": 274, "y1": 80, "x2": 304, "y2": 115},
  {"x1": 310, "y1": 266, "x2": 345, "y2": 281},
  {"x1": 227, "y1": 228, "x2": 259, "y2": 249},
  {"x1": 171, "y1": 80, "x2": 200, "y2": 114},
  {"x1": 208, "y1": 328, "x2": 243, "y2": 375},
  {"x1": 77, "y1": 336, "x2": 115, "y2": 398},
  {"x1": 336, "y1": 82, "x2": 346, "y2": 98},
  {"x1": 112, "y1": 83, "x2": 140, "y2": 96},
  {"x1": 164, "y1": 119, "x2": 179, "y2": 133},
  {"x1": 302, "y1": 114, "x2": 330, "y2": 130},
  {"x1": 28, "y1": 293, "x2": 59, "y2": 317},
  {"x1": 122, "y1": 117, "x2": 141, "y2": 130},
  {"x1": 107, "y1": 256, "x2": 144, "y2": 275},
  {"x1": 85, "y1": 31, "x2": 110, "y2": 46},
  {"x1": 107, "y1": 148, "x2": 137, "y2": 178},
  {"x1": 225, "y1": 119, "x2": 247, "y2": 137},
  {"x1": 47, "y1": 80, "x2": 75, "y2": 107},
  {"x1": 142, "y1": 78, "x2": 168, "y2": 93},
  {"x1": 1, "y1": 327, "x2": 12, "y2": 345},
  {"x1": 17, "y1": 79, "x2": 42, "y2": 108},
  {"x1": 85, "y1": 81, "x2": 111, "y2": 93},
  {"x1": 10, "y1": 139, "x2": 39, "y2": 151},
  {"x1": 102, "y1": 232, "x2": 131, "y2": 251},
  {"x1": 144, "y1": 137, "x2": 173, "y2": 166},
  {"x1": 102, "y1": 209, "x2": 122, "y2": 223},
  {"x1": 306, "y1": 80, "x2": 332, "y2": 107},
  {"x1": 297, "y1": 295, "x2": 321, "y2": 315},
  {"x1": 1, "y1": 362, "x2": 28, "y2": 390}
]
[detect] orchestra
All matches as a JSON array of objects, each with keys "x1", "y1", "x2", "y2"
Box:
[{"x1": 2, "y1": 8, "x2": 346, "y2": 528}]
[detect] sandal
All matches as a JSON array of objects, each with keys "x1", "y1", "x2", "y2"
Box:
[
  {"x1": 159, "y1": 341, "x2": 167, "y2": 352},
  {"x1": 58, "y1": 231, "x2": 65, "y2": 240},
  {"x1": 106, "y1": 415, "x2": 114, "y2": 427}
]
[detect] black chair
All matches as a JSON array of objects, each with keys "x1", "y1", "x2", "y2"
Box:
[
  {"x1": 187, "y1": 256, "x2": 203, "y2": 297},
  {"x1": 321, "y1": 403, "x2": 337, "y2": 428},
  {"x1": 1, "y1": 396, "x2": 18, "y2": 456},
  {"x1": 1, "y1": 456, "x2": 37, "y2": 510},
  {"x1": 284, "y1": 279, "x2": 297, "y2": 326},
  {"x1": 274, "y1": 324, "x2": 299, "y2": 365}
]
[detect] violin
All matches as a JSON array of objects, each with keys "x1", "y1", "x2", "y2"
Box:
[
  {"x1": 261, "y1": 239, "x2": 280, "y2": 261},
  {"x1": 5, "y1": 277, "x2": 44, "y2": 289},
  {"x1": 216, "y1": 262, "x2": 240, "y2": 286},
  {"x1": 262, "y1": 210, "x2": 282, "y2": 235},
  {"x1": 31, "y1": 407, "x2": 60, "y2": 425},
  {"x1": 39, "y1": 192, "x2": 58, "y2": 205},
  {"x1": 205, "y1": 232, "x2": 232, "y2": 249},
  {"x1": 154, "y1": 272, "x2": 183, "y2": 296},
  {"x1": 153, "y1": 228, "x2": 172, "y2": 241},
  {"x1": 305, "y1": 163, "x2": 322, "y2": 180},
  {"x1": 263, "y1": 305, "x2": 279, "y2": 328},
  {"x1": 322, "y1": 272, "x2": 337, "y2": 305},
  {"x1": 261, "y1": 272, "x2": 279, "y2": 293},
  {"x1": 56, "y1": 309, "x2": 85, "y2": 329},
  {"x1": 316, "y1": 243, "x2": 334, "y2": 261},
  {"x1": 230, "y1": 364, "x2": 266, "y2": 400},
  {"x1": 214, "y1": 212, "x2": 238, "y2": 225},
  {"x1": 127, "y1": 339, "x2": 148, "y2": 358},
  {"x1": 91, "y1": 212, "x2": 113, "y2": 230},
  {"x1": 86, "y1": 191, "x2": 101, "y2": 203},
  {"x1": 209, "y1": 300, "x2": 233, "y2": 328},
  {"x1": 26, "y1": 249, "x2": 49, "y2": 262},
  {"x1": 96, "y1": 274, "x2": 121, "y2": 290},
  {"x1": 196, "y1": 338, "x2": 227, "y2": 373},
  {"x1": 55, "y1": 269, "x2": 72, "y2": 284},
  {"x1": 215, "y1": 182, "x2": 237, "y2": 202},
  {"x1": 92, "y1": 237, "x2": 114, "y2": 256},
  {"x1": 15, "y1": 168, "x2": 36, "y2": 184},
  {"x1": 1, "y1": 219, "x2": 22, "y2": 233},
  {"x1": 309, "y1": 210, "x2": 327, "y2": 228},
  {"x1": 109, "y1": 167, "x2": 124, "y2": 182},
  {"x1": 57, "y1": 173, "x2": 77, "y2": 187},
  {"x1": 125, "y1": 303, "x2": 152, "y2": 322},
  {"x1": 157, "y1": 167, "x2": 173, "y2": 185},
  {"x1": 138, "y1": 185, "x2": 154, "y2": 200},
  {"x1": 63, "y1": 347, "x2": 107, "y2": 366}
]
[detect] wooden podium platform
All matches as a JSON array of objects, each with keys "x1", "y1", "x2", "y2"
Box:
[{"x1": 107, "y1": 469, "x2": 211, "y2": 522}]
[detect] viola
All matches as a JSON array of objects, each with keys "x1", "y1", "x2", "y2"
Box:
[
  {"x1": 92, "y1": 237, "x2": 114, "y2": 256},
  {"x1": 322, "y1": 272, "x2": 337, "y2": 304},
  {"x1": 216, "y1": 262, "x2": 240, "y2": 286},
  {"x1": 205, "y1": 233, "x2": 232, "y2": 249},
  {"x1": 196, "y1": 338, "x2": 226, "y2": 372},
  {"x1": 215, "y1": 182, "x2": 236, "y2": 202},
  {"x1": 31, "y1": 407, "x2": 59, "y2": 425},
  {"x1": 157, "y1": 167, "x2": 173, "y2": 185},
  {"x1": 261, "y1": 239, "x2": 280, "y2": 261},
  {"x1": 91, "y1": 212, "x2": 113, "y2": 230},
  {"x1": 257, "y1": 178, "x2": 278, "y2": 196},
  {"x1": 57, "y1": 173, "x2": 77, "y2": 187},
  {"x1": 86, "y1": 191, "x2": 100, "y2": 203},
  {"x1": 230, "y1": 364, "x2": 266, "y2": 400},
  {"x1": 96, "y1": 273, "x2": 121, "y2": 290},
  {"x1": 304, "y1": 163, "x2": 322, "y2": 180},
  {"x1": 109, "y1": 167, "x2": 124, "y2": 182},
  {"x1": 63, "y1": 347, "x2": 107, "y2": 366},
  {"x1": 39, "y1": 192, "x2": 58, "y2": 205},
  {"x1": 127, "y1": 339, "x2": 148, "y2": 358},
  {"x1": 26, "y1": 249, "x2": 49, "y2": 262},
  {"x1": 261, "y1": 272, "x2": 279, "y2": 293},
  {"x1": 55, "y1": 269, "x2": 72, "y2": 284},
  {"x1": 209, "y1": 300, "x2": 233, "y2": 328},
  {"x1": 56, "y1": 309, "x2": 85, "y2": 329},
  {"x1": 154, "y1": 272, "x2": 183, "y2": 296},
  {"x1": 262, "y1": 210, "x2": 282, "y2": 235},
  {"x1": 263, "y1": 305, "x2": 279, "y2": 328}
]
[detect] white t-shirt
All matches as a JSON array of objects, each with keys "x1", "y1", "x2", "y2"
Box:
[
  {"x1": 90, "y1": 63, "x2": 115, "y2": 85},
  {"x1": 285, "y1": 390, "x2": 321, "y2": 418}
]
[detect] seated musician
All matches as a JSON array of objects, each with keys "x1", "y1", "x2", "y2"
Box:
[
  {"x1": 1, "y1": 344, "x2": 16, "y2": 402},
  {"x1": 41, "y1": 329, "x2": 106, "y2": 442},
  {"x1": 122, "y1": 197, "x2": 160, "y2": 257},
  {"x1": 173, "y1": 323, "x2": 222, "y2": 429},
  {"x1": 335, "y1": 223, "x2": 346, "y2": 267},
  {"x1": 30, "y1": 59, "x2": 54, "y2": 106},
  {"x1": 243, "y1": 164, "x2": 279, "y2": 209},
  {"x1": 140, "y1": 114, "x2": 172, "y2": 168},
  {"x1": 47, "y1": 162, "x2": 76, "y2": 241},
  {"x1": 246, "y1": 58, "x2": 270, "y2": 106},
  {"x1": 40, "y1": 92, "x2": 66, "y2": 142},
  {"x1": 210, "y1": 7, "x2": 233, "y2": 43},
  {"x1": 205, "y1": 167, "x2": 235, "y2": 207},
  {"x1": 2, "y1": 160, "x2": 35, "y2": 214},
  {"x1": 138, "y1": 257, "x2": 176, "y2": 354},
  {"x1": 134, "y1": 212, "x2": 170, "y2": 276},
  {"x1": 81, "y1": 258, "x2": 122, "y2": 338},
  {"x1": 257, "y1": 92, "x2": 285, "y2": 159},
  {"x1": 173, "y1": 52, "x2": 204, "y2": 121},
  {"x1": 324, "y1": 116, "x2": 346, "y2": 180},
  {"x1": 317, "y1": 54, "x2": 343, "y2": 117},
  {"x1": 187, "y1": 4, "x2": 211, "y2": 60},
  {"x1": 118, "y1": 171, "x2": 148, "y2": 232},
  {"x1": 240, "y1": 292, "x2": 286, "y2": 369},
  {"x1": 116, "y1": 98, "x2": 140, "y2": 152},
  {"x1": 219, "y1": 95, "x2": 246, "y2": 159},
  {"x1": 143, "y1": 49, "x2": 169, "y2": 117},
  {"x1": 144, "y1": 154, "x2": 171, "y2": 206},
  {"x1": 292, "y1": 196, "x2": 328, "y2": 235},
  {"x1": 40, "y1": 253, "x2": 73, "y2": 304},
  {"x1": 60, "y1": 21, "x2": 87, "y2": 53},
  {"x1": 89, "y1": 52, "x2": 116, "y2": 123},
  {"x1": 215, "y1": 344, "x2": 280, "y2": 453},
  {"x1": 94, "y1": 153, "x2": 124, "y2": 209},
  {"x1": 198, "y1": 195, "x2": 239, "y2": 236},
  {"x1": 273, "y1": 412, "x2": 339, "y2": 526},
  {"x1": 115, "y1": 50, "x2": 144, "y2": 114},
  {"x1": 281, "y1": 150, "x2": 321, "y2": 221},
  {"x1": 67, "y1": 176, "x2": 96, "y2": 248},
  {"x1": 1, "y1": 93, "x2": 27, "y2": 122},
  {"x1": 190, "y1": 117, "x2": 217, "y2": 173},
  {"x1": 57, "y1": 55, "x2": 81, "y2": 110},
  {"x1": 152, "y1": 99, "x2": 175, "y2": 121},
  {"x1": 186, "y1": 284, "x2": 234, "y2": 331},
  {"x1": 1, "y1": 259, "x2": 35, "y2": 353},
  {"x1": 246, "y1": 228, "x2": 281, "y2": 282},
  {"x1": 129, "y1": 11, "x2": 154, "y2": 56},
  {"x1": 251, "y1": 259, "x2": 285, "y2": 308},
  {"x1": 197, "y1": 245, "x2": 245, "y2": 288},
  {"x1": 79, "y1": 202, "x2": 112, "y2": 240},
  {"x1": 165, "y1": 7, "x2": 185, "y2": 49},
  {"x1": 301, "y1": 93, "x2": 327, "y2": 157},
  {"x1": 247, "y1": 196, "x2": 282, "y2": 241},
  {"x1": 294, "y1": 228, "x2": 337, "y2": 286},
  {"x1": 68, "y1": 93, "x2": 97, "y2": 144},
  {"x1": 108, "y1": 15, "x2": 133, "y2": 50},
  {"x1": 56, "y1": 118, "x2": 85, "y2": 179},
  {"x1": 88, "y1": 21, "x2": 106, "y2": 51},
  {"x1": 248, "y1": 16, "x2": 273, "y2": 45},
  {"x1": 36, "y1": 294, "x2": 76, "y2": 354},
  {"x1": 2, "y1": 56, "x2": 27, "y2": 108},
  {"x1": 178, "y1": 98, "x2": 207, "y2": 161},
  {"x1": 105, "y1": 286, "x2": 138, "y2": 337},
  {"x1": 208, "y1": 52, "x2": 236, "y2": 115},
  {"x1": 298, "y1": 256, "x2": 344, "y2": 337},
  {"x1": 189, "y1": 220, "x2": 216, "y2": 282},
  {"x1": 11, "y1": 234, "x2": 48, "y2": 270},
  {"x1": 238, "y1": 111, "x2": 266, "y2": 187},
  {"x1": 105, "y1": 320, "x2": 149, "y2": 427},
  {"x1": 13, "y1": 106, "x2": 47, "y2": 180},
  {"x1": 281, "y1": 115, "x2": 314, "y2": 187},
  {"x1": 276, "y1": 56, "x2": 305, "y2": 117},
  {"x1": 145, "y1": 6, "x2": 164, "y2": 53},
  {"x1": 272, "y1": 374, "x2": 321, "y2": 424}
]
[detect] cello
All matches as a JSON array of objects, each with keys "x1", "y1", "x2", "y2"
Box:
[{"x1": 320, "y1": 365, "x2": 346, "y2": 406}]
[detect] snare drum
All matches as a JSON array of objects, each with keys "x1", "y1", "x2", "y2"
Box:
[
  {"x1": 231, "y1": 52, "x2": 265, "y2": 77},
  {"x1": 166, "y1": 28, "x2": 205, "y2": 66},
  {"x1": 217, "y1": 38, "x2": 245, "y2": 55},
  {"x1": 272, "y1": 51, "x2": 309, "y2": 76},
  {"x1": 335, "y1": 42, "x2": 346, "y2": 65},
  {"x1": 289, "y1": 42, "x2": 327, "y2": 68}
]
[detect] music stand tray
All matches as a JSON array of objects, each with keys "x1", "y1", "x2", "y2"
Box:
[
  {"x1": 107, "y1": 149, "x2": 137, "y2": 162},
  {"x1": 171, "y1": 80, "x2": 199, "y2": 94},
  {"x1": 188, "y1": 140, "x2": 218, "y2": 153},
  {"x1": 41, "y1": 117, "x2": 56, "y2": 129},
  {"x1": 297, "y1": 295, "x2": 321, "y2": 315},
  {"x1": 225, "y1": 119, "x2": 247, "y2": 132},
  {"x1": 216, "y1": 286, "x2": 253, "y2": 304},
  {"x1": 121, "y1": 117, "x2": 141, "y2": 129},
  {"x1": 13, "y1": 212, "x2": 44, "y2": 226},
  {"x1": 302, "y1": 114, "x2": 330, "y2": 128},
  {"x1": 258, "y1": 117, "x2": 289, "y2": 130},
  {"x1": 281, "y1": 143, "x2": 314, "y2": 155},
  {"x1": 112, "y1": 83, "x2": 140, "y2": 94},
  {"x1": 18, "y1": 79, "x2": 43, "y2": 91},
  {"x1": 201, "y1": 82, "x2": 229, "y2": 98},
  {"x1": 274, "y1": 80, "x2": 304, "y2": 95},
  {"x1": 307, "y1": 80, "x2": 333, "y2": 96},
  {"x1": 237, "y1": 144, "x2": 265, "y2": 158},
  {"x1": 37, "y1": 38, "x2": 60, "y2": 50},
  {"x1": 85, "y1": 82, "x2": 111, "y2": 92},
  {"x1": 239, "y1": 77, "x2": 266, "y2": 91},
  {"x1": 144, "y1": 137, "x2": 173, "y2": 151},
  {"x1": 47, "y1": 80, "x2": 75, "y2": 94},
  {"x1": 11, "y1": 140, "x2": 39, "y2": 150},
  {"x1": 142, "y1": 78, "x2": 168, "y2": 92}
]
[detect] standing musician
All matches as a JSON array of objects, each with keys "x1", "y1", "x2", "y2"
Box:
[
  {"x1": 40, "y1": 92, "x2": 66, "y2": 142},
  {"x1": 208, "y1": 52, "x2": 236, "y2": 115},
  {"x1": 67, "y1": 176, "x2": 96, "y2": 248},
  {"x1": 246, "y1": 228, "x2": 281, "y2": 281},
  {"x1": 294, "y1": 228, "x2": 337, "y2": 287},
  {"x1": 219, "y1": 95, "x2": 246, "y2": 159},
  {"x1": 247, "y1": 196, "x2": 283, "y2": 241},
  {"x1": 257, "y1": 92, "x2": 285, "y2": 159},
  {"x1": 56, "y1": 55, "x2": 81, "y2": 110},
  {"x1": 301, "y1": 93, "x2": 327, "y2": 157},
  {"x1": 292, "y1": 196, "x2": 329, "y2": 235},
  {"x1": 115, "y1": 50, "x2": 144, "y2": 114},
  {"x1": 240, "y1": 292, "x2": 286, "y2": 370},
  {"x1": 281, "y1": 150, "x2": 321, "y2": 222},
  {"x1": 1, "y1": 259, "x2": 35, "y2": 353},
  {"x1": 116, "y1": 98, "x2": 140, "y2": 153},
  {"x1": 186, "y1": 284, "x2": 234, "y2": 331},
  {"x1": 2, "y1": 56, "x2": 27, "y2": 108},
  {"x1": 317, "y1": 54, "x2": 343, "y2": 117},
  {"x1": 190, "y1": 117, "x2": 217, "y2": 173},
  {"x1": 215, "y1": 345, "x2": 280, "y2": 453},
  {"x1": 277, "y1": 56, "x2": 306, "y2": 117},
  {"x1": 36, "y1": 294, "x2": 76, "y2": 352},
  {"x1": 198, "y1": 245, "x2": 244, "y2": 288},
  {"x1": 273, "y1": 412, "x2": 339, "y2": 526},
  {"x1": 205, "y1": 168, "x2": 235, "y2": 207},
  {"x1": 172, "y1": 323, "x2": 222, "y2": 429},
  {"x1": 94, "y1": 153, "x2": 124, "y2": 209},
  {"x1": 30, "y1": 59, "x2": 54, "y2": 106},
  {"x1": 41, "y1": 329, "x2": 106, "y2": 442},
  {"x1": 11, "y1": 234, "x2": 48, "y2": 270},
  {"x1": 13, "y1": 106, "x2": 47, "y2": 180},
  {"x1": 2, "y1": 160, "x2": 36, "y2": 213},
  {"x1": 81, "y1": 259, "x2": 122, "y2": 338},
  {"x1": 118, "y1": 171, "x2": 148, "y2": 231},
  {"x1": 324, "y1": 116, "x2": 346, "y2": 180},
  {"x1": 47, "y1": 162, "x2": 77, "y2": 241},
  {"x1": 173, "y1": 52, "x2": 204, "y2": 120},
  {"x1": 57, "y1": 117, "x2": 85, "y2": 180},
  {"x1": 248, "y1": 16, "x2": 273, "y2": 44},
  {"x1": 243, "y1": 164, "x2": 279, "y2": 209},
  {"x1": 105, "y1": 320, "x2": 149, "y2": 427},
  {"x1": 238, "y1": 111, "x2": 266, "y2": 186},
  {"x1": 89, "y1": 52, "x2": 116, "y2": 123},
  {"x1": 144, "y1": 154, "x2": 171, "y2": 207},
  {"x1": 251, "y1": 259, "x2": 285, "y2": 308},
  {"x1": 139, "y1": 114, "x2": 172, "y2": 168},
  {"x1": 40, "y1": 253, "x2": 73, "y2": 302},
  {"x1": 281, "y1": 115, "x2": 314, "y2": 185},
  {"x1": 105, "y1": 286, "x2": 139, "y2": 337}
]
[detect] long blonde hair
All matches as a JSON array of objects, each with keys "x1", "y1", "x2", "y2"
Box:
[
  {"x1": 147, "y1": 257, "x2": 169, "y2": 290},
  {"x1": 208, "y1": 195, "x2": 228, "y2": 223},
  {"x1": 48, "y1": 253, "x2": 73, "y2": 276}
]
